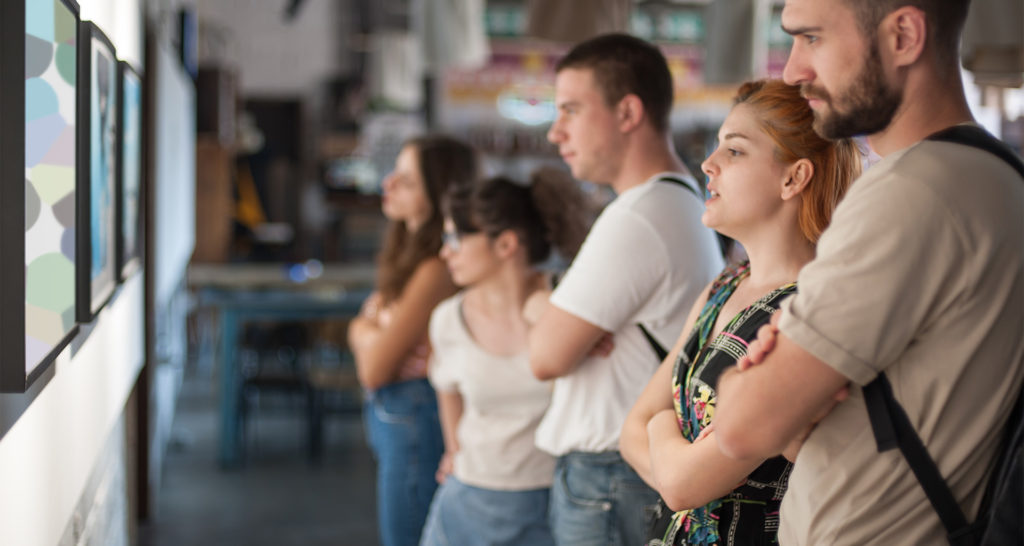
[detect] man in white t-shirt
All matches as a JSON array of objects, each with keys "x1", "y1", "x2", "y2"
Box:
[
  {"x1": 713, "y1": 1, "x2": 1024, "y2": 544},
  {"x1": 528, "y1": 34, "x2": 723, "y2": 546}
]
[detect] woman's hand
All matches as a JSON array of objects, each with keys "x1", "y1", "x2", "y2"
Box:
[
  {"x1": 396, "y1": 341, "x2": 430, "y2": 380},
  {"x1": 360, "y1": 292, "x2": 383, "y2": 322},
  {"x1": 436, "y1": 451, "x2": 455, "y2": 484},
  {"x1": 588, "y1": 333, "x2": 615, "y2": 357}
]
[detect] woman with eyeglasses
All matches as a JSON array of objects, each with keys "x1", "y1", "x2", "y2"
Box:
[
  {"x1": 347, "y1": 135, "x2": 478, "y2": 546},
  {"x1": 419, "y1": 168, "x2": 591, "y2": 546}
]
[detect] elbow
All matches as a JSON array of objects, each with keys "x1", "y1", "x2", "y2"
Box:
[
  {"x1": 618, "y1": 436, "x2": 637, "y2": 471},
  {"x1": 651, "y1": 472, "x2": 704, "y2": 512},
  {"x1": 530, "y1": 356, "x2": 561, "y2": 381},
  {"x1": 356, "y1": 368, "x2": 387, "y2": 391},
  {"x1": 354, "y1": 356, "x2": 393, "y2": 391},
  {"x1": 660, "y1": 492, "x2": 696, "y2": 513}
]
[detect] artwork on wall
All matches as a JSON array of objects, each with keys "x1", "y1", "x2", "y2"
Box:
[
  {"x1": 116, "y1": 61, "x2": 143, "y2": 280},
  {"x1": 76, "y1": 20, "x2": 118, "y2": 322},
  {"x1": 0, "y1": 0, "x2": 81, "y2": 391}
]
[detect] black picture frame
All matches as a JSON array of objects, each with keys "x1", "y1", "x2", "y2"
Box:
[
  {"x1": 76, "y1": 20, "x2": 118, "y2": 322},
  {"x1": 115, "y1": 60, "x2": 143, "y2": 281},
  {"x1": 0, "y1": 0, "x2": 82, "y2": 392}
]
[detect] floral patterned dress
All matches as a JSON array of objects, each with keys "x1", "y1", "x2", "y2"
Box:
[{"x1": 651, "y1": 262, "x2": 796, "y2": 546}]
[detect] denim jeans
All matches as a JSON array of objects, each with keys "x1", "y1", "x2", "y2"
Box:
[
  {"x1": 364, "y1": 378, "x2": 444, "y2": 546},
  {"x1": 549, "y1": 451, "x2": 660, "y2": 546},
  {"x1": 420, "y1": 476, "x2": 555, "y2": 546}
]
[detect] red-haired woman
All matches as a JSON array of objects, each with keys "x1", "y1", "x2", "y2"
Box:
[
  {"x1": 620, "y1": 80, "x2": 861, "y2": 546},
  {"x1": 347, "y1": 135, "x2": 478, "y2": 546}
]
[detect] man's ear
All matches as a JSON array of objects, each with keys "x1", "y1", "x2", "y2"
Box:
[
  {"x1": 781, "y1": 159, "x2": 814, "y2": 201},
  {"x1": 617, "y1": 94, "x2": 645, "y2": 133},
  {"x1": 879, "y1": 6, "x2": 927, "y2": 68}
]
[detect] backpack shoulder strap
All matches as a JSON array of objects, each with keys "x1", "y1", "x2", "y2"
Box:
[
  {"x1": 639, "y1": 174, "x2": 700, "y2": 361},
  {"x1": 862, "y1": 374, "x2": 978, "y2": 545},
  {"x1": 657, "y1": 175, "x2": 701, "y2": 199},
  {"x1": 926, "y1": 125, "x2": 1024, "y2": 179},
  {"x1": 638, "y1": 323, "x2": 668, "y2": 362}
]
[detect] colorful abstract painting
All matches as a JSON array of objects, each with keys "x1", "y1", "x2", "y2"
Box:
[
  {"x1": 117, "y1": 62, "x2": 142, "y2": 279},
  {"x1": 88, "y1": 31, "x2": 118, "y2": 310},
  {"x1": 24, "y1": 0, "x2": 79, "y2": 378},
  {"x1": 76, "y1": 21, "x2": 118, "y2": 322}
]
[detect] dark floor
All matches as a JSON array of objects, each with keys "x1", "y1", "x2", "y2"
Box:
[{"x1": 138, "y1": 372, "x2": 379, "y2": 546}]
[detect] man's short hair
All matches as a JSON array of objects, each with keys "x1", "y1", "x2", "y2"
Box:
[
  {"x1": 556, "y1": 33, "x2": 674, "y2": 134},
  {"x1": 843, "y1": 0, "x2": 972, "y2": 64}
]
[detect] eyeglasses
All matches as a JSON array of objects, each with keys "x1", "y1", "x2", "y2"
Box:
[
  {"x1": 442, "y1": 229, "x2": 466, "y2": 252},
  {"x1": 442, "y1": 227, "x2": 485, "y2": 252}
]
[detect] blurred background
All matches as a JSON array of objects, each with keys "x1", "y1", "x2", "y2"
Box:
[{"x1": 0, "y1": 1, "x2": 1020, "y2": 545}]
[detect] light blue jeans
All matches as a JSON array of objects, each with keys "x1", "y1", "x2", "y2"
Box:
[
  {"x1": 364, "y1": 379, "x2": 444, "y2": 546},
  {"x1": 420, "y1": 476, "x2": 555, "y2": 546},
  {"x1": 549, "y1": 451, "x2": 660, "y2": 546}
]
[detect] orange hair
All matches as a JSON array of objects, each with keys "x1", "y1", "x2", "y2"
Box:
[{"x1": 734, "y1": 79, "x2": 861, "y2": 244}]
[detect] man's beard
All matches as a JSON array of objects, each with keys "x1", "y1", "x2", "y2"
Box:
[{"x1": 803, "y1": 43, "x2": 902, "y2": 140}]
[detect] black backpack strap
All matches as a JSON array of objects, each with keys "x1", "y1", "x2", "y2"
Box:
[
  {"x1": 863, "y1": 374, "x2": 980, "y2": 545},
  {"x1": 657, "y1": 175, "x2": 701, "y2": 199},
  {"x1": 927, "y1": 125, "x2": 1024, "y2": 179},
  {"x1": 639, "y1": 174, "x2": 698, "y2": 362},
  {"x1": 638, "y1": 323, "x2": 668, "y2": 362}
]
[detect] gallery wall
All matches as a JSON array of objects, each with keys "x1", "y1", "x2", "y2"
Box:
[{"x1": 0, "y1": 0, "x2": 195, "y2": 543}]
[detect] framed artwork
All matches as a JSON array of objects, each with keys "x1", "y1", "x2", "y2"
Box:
[
  {"x1": 0, "y1": 0, "x2": 81, "y2": 391},
  {"x1": 116, "y1": 61, "x2": 143, "y2": 280},
  {"x1": 76, "y1": 20, "x2": 118, "y2": 322}
]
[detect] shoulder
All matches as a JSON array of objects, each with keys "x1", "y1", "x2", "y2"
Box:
[
  {"x1": 429, "y1": 292, "x2": 465, "y2": 343},
  {"x1": 431, "y1": 292, "x2": 462, "y2": 322},
  {"x1": 406, "y1": 257, "x2": 455, "y2": 294},
  {"x1": 411, "y1": 256, "x2": 450, "y2": 281},
  {"x1": 881, "y1": 138, "x2": 1019, "y2": 193}
]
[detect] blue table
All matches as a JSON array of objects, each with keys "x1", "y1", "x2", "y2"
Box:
[{"x1": 189, "y1": 264, "x2": 374, "y2": 467}]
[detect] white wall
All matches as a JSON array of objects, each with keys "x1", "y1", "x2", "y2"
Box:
[
  {"x1": 0, "y1": 277, "x2": 145, "y2": 546},
  {"x1": 197, "y1": 0, "x2": 345, "y2": 95},
  {"x1": 0, "y1": 2, "x2": 146, "y2": 545},
  {"x1": 153, "y1": 43, "x2": 196, "y2": 307}
]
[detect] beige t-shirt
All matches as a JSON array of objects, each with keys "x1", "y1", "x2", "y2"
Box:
[
  {"x1": 428, "y1": 294, "x2": 556, "y2": 491},
  {"x1": 778, "y1": 136, "x2": 1024, "y2": 545}
]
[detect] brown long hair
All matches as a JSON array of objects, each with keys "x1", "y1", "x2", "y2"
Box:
[
  {"x1": 733, "y1": 80, "x2": 861, "y2": 244},
  {"x1": 376, "y1": 135, "x2": 478, "y2": 302},
  {"x1": 444, "y1": 167, "x2": 590, "y2": 265}
]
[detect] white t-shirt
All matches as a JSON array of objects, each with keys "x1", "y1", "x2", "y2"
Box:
[
  {"x1": 535, "y1": 172, "x2": 724, "y2": 455},
  {"x1": 429, "y1": 293, "x2": 556, "y2": 490}
]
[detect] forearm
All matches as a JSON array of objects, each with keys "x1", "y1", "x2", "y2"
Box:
[
  {"x1": 715, "y1": 333, "x2": 849, "y2": 460},
  {"x1": 435, "y1": 390, "x2": 463, "y2": 454},
  {"x1": 349, "y1": 316, "x2": 400, "y2": 389},
  {"x1": 647, "y1": 418, "x2": 762, "y2": 511},
  {"x1": 620, "y1": 412, "x2": 657, "y2": 488}
]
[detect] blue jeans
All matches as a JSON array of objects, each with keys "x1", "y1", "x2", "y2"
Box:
[
  {"x1": 549, "y1": 451, "x2": 660, "y2": 546},
  {"x1": 364, "y1": 379, "x2": 444, "y2": 546},
  {"x1": 420, "y1": 476, "x2": 555, "y2": 546}
]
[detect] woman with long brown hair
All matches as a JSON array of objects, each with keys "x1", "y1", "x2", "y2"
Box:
[
  {"x1": 347, "y1": 135, "x2": 478, "y2": 546},
  {"x1": 620, "y1": 79, "x2": 861, "y2": 546}
]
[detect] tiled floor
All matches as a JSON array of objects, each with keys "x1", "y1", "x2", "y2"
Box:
[{"x1": 139, "y1": 373, "x2": 379, "y2": 546}]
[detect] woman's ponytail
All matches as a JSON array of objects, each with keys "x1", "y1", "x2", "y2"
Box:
[{"x1": 527, "y1": 167, "x2": 589, "y2": 263}]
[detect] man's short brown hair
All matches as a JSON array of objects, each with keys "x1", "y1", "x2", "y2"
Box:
[
  {"x1": 556, "y1": 33, "x2": 674, "y2": 134},
  {"x1": 843, "y1": 0, "x2": 972, "y2": 65}
]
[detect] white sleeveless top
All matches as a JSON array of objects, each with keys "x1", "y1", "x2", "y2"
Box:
[{"x1": 428, "y1": 293, "x2": 556, "y2": 490}]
